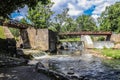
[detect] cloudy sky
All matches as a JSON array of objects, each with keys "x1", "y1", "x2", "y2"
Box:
[{"x1": 11, "y1": 0, "x2": 120, "y2": 20}]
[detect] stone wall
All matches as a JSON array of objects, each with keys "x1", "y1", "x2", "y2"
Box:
[
  {"x1": 93, "y1": 41, "x2": 114, "y2": 49},
  {"x1": 110, "y1": 34, "x2": 120, "y2": 49},
  {"x1": 20, "y1": 28, "x2": 57, "y2": 51},
  {"x1": 110, "y1": 34, "x2": 120, "y2": 43}
]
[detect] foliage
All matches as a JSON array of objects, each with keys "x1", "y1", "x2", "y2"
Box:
[
  {"x1": 99, "y1": 2, "x2": 120, "y2": 33},
  {"x1": 76, "y1": 15, "x2": 97, "y2": 31},
  {"x1": 9, "y1": 28, "x2": 19, "y2": 38},
  {"x1": 27, "y1": 2, "x2": 53, "y2": 29},
  {"x1": 0, "y1": 26, "x2": 6, "y2": 39},
  {"x1": 49, "y1": 8, "x2": 77, "y2": 32},
  {"x1": 20, "y1": 18, "x2": 28, "y2": 24},
  {"x1": 97, "y1": 36, "x2": 105, "y2": 41},
  {"x1": 0, "y1": 0, "x2": 50, "y2": 18}
]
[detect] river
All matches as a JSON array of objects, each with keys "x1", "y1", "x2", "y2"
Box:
[
  {"x1": 38, "y1": 50, "x2": 120, "y2": 80},
  {"x1": 0, "y1": 49, "x2": 120, "y2": 80}
]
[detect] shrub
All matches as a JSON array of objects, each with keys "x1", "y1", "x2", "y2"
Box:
[{"x1": 97, "y1": 36, "x2": 105, "y2": 41}]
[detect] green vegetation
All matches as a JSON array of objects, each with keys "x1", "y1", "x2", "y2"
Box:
[
  {"x1": 9, "y1": 28, "x2": 19, "y2": 37},
  {"x1": 49, "y1": 8, "x2": 97, "y2": 33},
  {"x1": 0, "y1": 26, "x2": 6, "y2": 39},
  {"x1": 9, "y1": 28, "x2": 19, "y2": 41},
  {"x1": 76, "y1": 15, "x2": 97, "y2": 31},
  {"x1": 59, "y1": 37, "x2": 80, "y2": 42},
  {"x1": 99, "y1": 49, "x2": 120, "y2": 59},
  {"x1": 49, "y1": 8, "x2": 77, "y2": 32},
  {"x1": 0, "y1": 0, "x2": 50, "y2": 18},
  {"x1": 27, "y1": 2, "x2": 53, "y2": 29},
  {"x1": 97, "y1": 36, "x2": 105, "y2": 41},
  {"x1": 99, "y1": 2, "x2": 120, "y2": 33}
]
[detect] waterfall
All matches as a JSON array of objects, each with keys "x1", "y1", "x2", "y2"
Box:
[{"x1": 81, "y1": 35, "x2": 94, "y2": 48}]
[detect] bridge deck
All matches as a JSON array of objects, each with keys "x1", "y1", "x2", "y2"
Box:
[{"x1": 59, "y1": 31, "x2": 112, "y2": 36}]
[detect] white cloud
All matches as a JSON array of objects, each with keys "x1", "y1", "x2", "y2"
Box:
[
  {"x1": 67, "y1": 3, "x2": 83, "y2": 16},
  {"x1": 91, "y1": 14, "x2": 99, "y2": 23},
  {"x1": 51, "y1": 0, "x2": 120, "y2": 18},
  {"x1": 68, "y1": 10, "x2": 82, "y2": 16},
  {"x1": 13, "y1": 0, "x2": 120, "y2": 21}
]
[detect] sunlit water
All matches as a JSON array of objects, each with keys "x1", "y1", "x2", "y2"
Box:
[{"x1": 37, "y1": 50, "x2": 120, "y2": 80}]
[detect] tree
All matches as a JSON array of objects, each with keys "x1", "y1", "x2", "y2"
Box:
[
  {"x1": 99, "y1": 2, "x2": 120, "y2": 33},
  {"x1": 49, "y1": 8, "x2": 69, "y2": 32},
  {"x1": 49, "y1": 8, "x2": 77, "y2": 32},
  {"x1": 20, "y1": 18, "x2": 28, "y2": 24},
  {"x1": 0, "y1": 0, "x2": 50, "y2": 18},
  {"x1": 76, "y1": 15, "x2": 97, "y2": 31},
  {"x1": 27, "y1": 2, "x2": 54, "y2": 29}
]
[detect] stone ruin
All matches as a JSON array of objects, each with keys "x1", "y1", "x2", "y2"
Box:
[{"x1": 19, "y1": 28, "x2": 57, "y2": 52}]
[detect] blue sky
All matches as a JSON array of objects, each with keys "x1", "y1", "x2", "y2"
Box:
[{"x1": 11, "y1": 0, "x2": 120, "y2": 21}]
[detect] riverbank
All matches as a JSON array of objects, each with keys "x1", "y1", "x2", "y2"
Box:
[
  {"x1": 88, "y1": 49, "x2": 120, "y2": 59},
  {"x1": 87, "y1": 49, "x2": 112, "y2": 59},
  {"x1": 87, "y1": 48, "x2": 120, "y2": 59}
]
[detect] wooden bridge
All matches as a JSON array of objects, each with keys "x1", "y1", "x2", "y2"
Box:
[
  {"x1": 59, "y1": 31, "x2": 112, "y2": 36},
  {"x1": 59, "y1": 31, "x2": 112, "y2": 41},
  {"x1": 3, "y1": 21, "x2": 29, "y2": 29}
]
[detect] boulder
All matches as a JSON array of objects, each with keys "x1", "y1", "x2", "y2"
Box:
[{"x1": 114, "y1": 44, "x2": 120, "y2": 49}]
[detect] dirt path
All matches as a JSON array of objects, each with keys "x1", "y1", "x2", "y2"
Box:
[{"x1": 0, "y1": 66, "x2": 51, "y2": 80}]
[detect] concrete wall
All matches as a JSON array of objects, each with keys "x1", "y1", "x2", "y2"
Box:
[
  {"x1": 93, "y1": 41, "x2": 114, "y2": 49},
  {"x1": 81, "y1": 35, "x2": 115, "y2": 49},
  {"x1": 20, "y1": 28, "x2": 57, "y2": 51},
  {"x1": 110, "y1": 34, "x2": 120, "y2": 49},
  {"x1": 110, "y1": 34, "x2": 120, "y2": 43}
]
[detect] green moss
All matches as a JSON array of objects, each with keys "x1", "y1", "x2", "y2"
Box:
[{"x1": 0, "y1": 26, "x2": 6, "y2": 39}]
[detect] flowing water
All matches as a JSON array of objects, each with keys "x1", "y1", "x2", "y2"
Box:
[
  {"x1": 37, "y1": 42, "x2": 120, "y2": 80},
  {"x1": 38, "y1": 50, "x2": 120, "y2": 80}
]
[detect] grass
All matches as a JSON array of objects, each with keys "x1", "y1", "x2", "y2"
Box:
[
  {"x1": 59, "y1": 37, "x2": 80, "y2": 42},
  {"x1": 103, "y1": 59, "x2": 120, "y2": 69},
  {"x1": 97, "y1": 49, "x2": 120, "y2": 59},
  {"x1": 0, "y1": 26, "x2": 6, "y2": 39}
]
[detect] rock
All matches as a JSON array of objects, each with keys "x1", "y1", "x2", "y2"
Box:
[
  {"x1": 35, "y1": 62, "x2": 45, "y2": 71},
  {"x1": 67, "y1": 67, "x2": 74, "y2": 75},
  {"x1": 111, "y1": 34, "x2": 120, "y2": 43},
  {"x1": 114, "y1": 44, "x2": 120, "y2": 49}
]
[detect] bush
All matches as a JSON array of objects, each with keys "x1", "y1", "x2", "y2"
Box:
[
  {"x1": 97, "y1": 36, "x2": 105, "y2": 41},
  {"x1": 9, "y1": 28, "x2": 19, "y2": 38}
]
